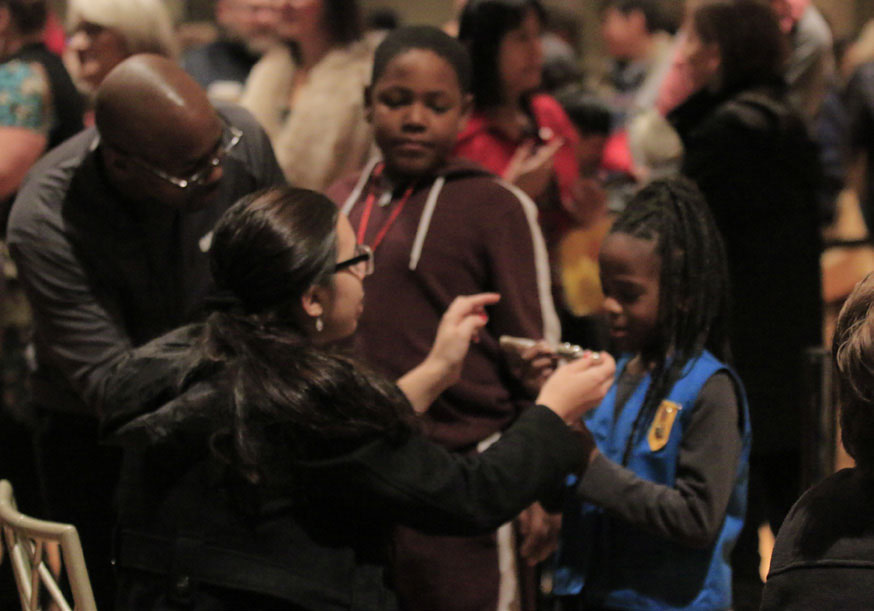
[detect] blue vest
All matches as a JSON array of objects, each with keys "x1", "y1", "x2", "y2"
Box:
[{"x1": 554, "y1": 351, "x2": 751, "y2": 610}]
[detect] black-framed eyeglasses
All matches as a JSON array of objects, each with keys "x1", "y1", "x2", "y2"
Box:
[
  {"x1": 334, "y1": 244, "x2": 374, "y2": 277},
  {"x1": 120, "y1": 121, "x2": 243, "y2": 190}
]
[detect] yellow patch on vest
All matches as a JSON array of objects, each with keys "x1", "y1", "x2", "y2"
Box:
[{"x1": 648, "y1": 400, "x2": 682, "y2": 452}]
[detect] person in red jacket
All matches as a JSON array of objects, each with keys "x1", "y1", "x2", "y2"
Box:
[{"x1": 454, "y1": 0, "x2": 606, "y2": 253}]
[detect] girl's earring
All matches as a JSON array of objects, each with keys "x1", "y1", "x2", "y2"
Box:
[{"x1": 315, "y1": 316, "x2": 324, "y2": 332}]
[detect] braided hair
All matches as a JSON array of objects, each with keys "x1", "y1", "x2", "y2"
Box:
[{"x1": 611, "y1": 177, "x2": 731, "y2": 464}]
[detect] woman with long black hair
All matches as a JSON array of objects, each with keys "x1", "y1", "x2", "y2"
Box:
[
  {"x1": 103, "y1": 186, "x2": 614, "y2": 610},
  {"x1": 454, "y1": 0, "x2": 602, "y2": 250}
]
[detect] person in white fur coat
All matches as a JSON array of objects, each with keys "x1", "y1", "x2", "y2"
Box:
[{"x1": 241, "y1": 0, "x2": 378, "y2": 191}]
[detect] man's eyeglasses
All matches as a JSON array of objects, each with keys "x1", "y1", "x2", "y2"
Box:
[
  {"x1": 120, "y1": 122, "x2": 243, "y2": 190},
  {"x1": 334, "y1": 244, "x2": 374, "y2": 277}
]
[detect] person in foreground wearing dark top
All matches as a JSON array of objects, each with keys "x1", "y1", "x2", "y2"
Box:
[
  {"x1": 761, "y1": 272, "x2": 874, "y2": 610},
  {"x1": 102, "y1": 185, "x2": 616, "y2": 610},
  {"x1": 552, "y1": 177, "x2": 750, "y2": 610},
  {"x1": 5, "y1": 54, "x2": 284, "y2": 608}
]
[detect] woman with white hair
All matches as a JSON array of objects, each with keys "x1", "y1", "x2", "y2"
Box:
[{"x1": 65, "y1": 0, "x2": 178, "y2": 100}]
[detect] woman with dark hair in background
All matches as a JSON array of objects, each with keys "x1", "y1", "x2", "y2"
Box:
[
  {"x1": 455, "y1": 0, "x2": 607, "y2": 355},
  {"x1": 667, "y1": 1, "x2": 822, "y2": 607},
  {"x1": 454, "y1": 0, "x2": 602, "y2": 250},
  {"x1": 241, "y1": 0, "x2": 377, "y2": 191},
  {"x1": 104, "y1": 186, "x2": 615, "y2": 610}
]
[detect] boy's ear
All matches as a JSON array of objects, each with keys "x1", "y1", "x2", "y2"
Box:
[
  {"x1": 363, "y1": 86, "x2": 374, "y2": 124},
  {"x1": 300, "y1": 284, "x2": 326, "y2": 319},
  {"x1": 459, "y1": 93, "x2": 474, "y2": 130},
  {"x1": 100, "y1": 146, "x2": 133, "y2": 177}
]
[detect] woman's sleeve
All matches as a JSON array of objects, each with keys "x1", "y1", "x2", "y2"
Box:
[
  {"x1": 0, "y1": 60, "x2": 49, "y2": 198},
  {"x1": 300, "y1": 405, "x2": 592, "y2": 536},
  {"x1": 576, "y1": 372, "x2": 743, "y2": 548},
  {"x1": 0, "y1": 60, "x2": 50, "y2": 133}
]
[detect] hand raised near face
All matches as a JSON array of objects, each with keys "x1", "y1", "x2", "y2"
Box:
[
  {"x1": 425, "y1": 293, "x2": 501, "y2": 387},
  {"x1": 503, "y1": 138, "x2": 564, "y2": 200}
]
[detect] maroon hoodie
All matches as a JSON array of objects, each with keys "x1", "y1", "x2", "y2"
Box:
[
  {"x1": 328, "y1": 157, "x2": 559, "y2": 611},
  {"x1": 329, "y1": 157, "x2": 559, "y2": 450}
]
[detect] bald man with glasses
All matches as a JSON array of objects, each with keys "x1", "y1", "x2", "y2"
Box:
[{"x1": 6, "y1": 54, "x2": 283, "y2": 609}]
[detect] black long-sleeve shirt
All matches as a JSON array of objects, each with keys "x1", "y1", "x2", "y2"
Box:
[{"x1": 7, "y1": 104, "x2": 284, "y2": 417}]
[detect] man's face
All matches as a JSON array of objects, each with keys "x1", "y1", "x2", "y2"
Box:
[
  {"x1": 601, "y1": 7, "x2": 645, "y2": 60},
  {"x1": 107, "y1": 111, "x2": 228, "y2": 211},
  {"x1": 218, "y1": 0, "x2": 279, "y2": 54},
  {"x1": 67, "y1": 20, "x2": 130, "y2": 95}
]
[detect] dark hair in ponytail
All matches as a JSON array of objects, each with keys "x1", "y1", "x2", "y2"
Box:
[
  {"x1": 209, "y1": 186, "x2": 338, "y2": 322},
  {"x1": 190, "y1": 186, "x2": 415, "y2": 485}
]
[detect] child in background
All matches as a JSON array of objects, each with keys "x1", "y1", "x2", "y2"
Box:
[
  {"x1": 550, "y1": 90, "x2": 613, "y2": 349},
  {"x1": 555, "y1": 90, "x2": 612, "y2": 180},
  {"x1": 553, "y1": 177, "x2": 751, "y2": 610},
  {"x1": 328, "y1": 25, "x2": 560, "y2": 611}
]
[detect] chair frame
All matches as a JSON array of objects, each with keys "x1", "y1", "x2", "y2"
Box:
[{"x1": 0, "y1": 479, "x2": 97, "y2": 611}]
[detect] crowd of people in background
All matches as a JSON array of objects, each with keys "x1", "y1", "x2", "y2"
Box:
[{"x1": 1, "y1": 0, "x2": 873, "y2": 610}]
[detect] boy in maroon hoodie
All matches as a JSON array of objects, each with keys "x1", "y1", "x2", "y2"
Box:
[{"x1": 327, "y1": 25, "x2": 559, "y2": 611}]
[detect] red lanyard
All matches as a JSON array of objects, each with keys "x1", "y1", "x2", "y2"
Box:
[{"x1": 356, "y1": 163, "x2": 417, "y2": 251}]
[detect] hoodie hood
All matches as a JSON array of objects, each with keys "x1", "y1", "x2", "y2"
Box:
[{"x1": 341, "y1": 156, "x2": 496, "y2": 272}]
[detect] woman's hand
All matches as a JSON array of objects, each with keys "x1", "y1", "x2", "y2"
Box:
[
  {"x1": 398, "y1": 293, "x2": 500, "y2": 413},
  {"x1": 504, "y1": 138, "x2": 563, "y2": 200},
  {"x1": 536, "y1": 352, "x2": 616, "y2": 424},
  {"x1": 427, "y1": 293, "x2": 501, "y2": 386}
]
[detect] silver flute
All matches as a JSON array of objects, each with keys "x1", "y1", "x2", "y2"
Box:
[{"x1": 499, "y1": 335, "x2": 599, "y2": 361}]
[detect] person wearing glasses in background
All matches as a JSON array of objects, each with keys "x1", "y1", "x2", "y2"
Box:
[{"x1": 5, "y1": 54, "x2": 284, "y2": 610}]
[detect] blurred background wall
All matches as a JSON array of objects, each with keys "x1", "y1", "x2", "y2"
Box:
[
  {"x1": 49, "y1": 0, "x2": 874, "y2": 66},
  {"x1": 162, "y1": 0, "x2": 874, "y2": 45}
]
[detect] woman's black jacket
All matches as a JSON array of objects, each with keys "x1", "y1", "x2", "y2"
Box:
[{"x1": 100, "y1": 325, "x2": 591, "y2": 610}]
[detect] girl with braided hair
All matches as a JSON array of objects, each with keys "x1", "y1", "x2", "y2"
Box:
[{"x1": 552, "y1": 176, "x2": 751, "y2": 610}]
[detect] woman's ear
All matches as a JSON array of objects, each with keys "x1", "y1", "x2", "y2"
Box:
[
  {"x1": 455, "y1": 93, "x2": 474, "y2": 133},
  {"x1": 300, "y1": 284, "x2": 326, "y2": 319}
]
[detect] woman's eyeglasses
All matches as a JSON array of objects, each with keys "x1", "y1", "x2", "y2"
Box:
[{"x1": 334, "y1": 244, "x2": 374, "y2": 277}]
